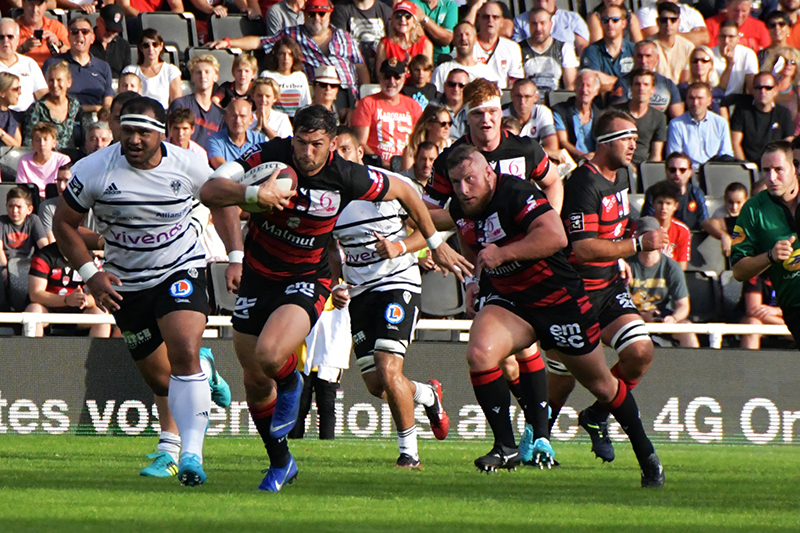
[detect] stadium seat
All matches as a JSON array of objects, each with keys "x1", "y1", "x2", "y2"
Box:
[
  {"x1": 7, "y1": 255, "x2": 31, "y2": 312},
  {"x1": 209, "y1": 14, "x2": 265, "y2": 41},
  {"x1": 688, "y1": 231, "x2": 726, "y2": 273},
  {"x1": 139, "y1": 12, "x2": 198, "y2": 56},
  {"x1": 629, "y1": 193, "x2": 645, "y2": 219},
  {"x1": 206, "y1": 262, "x2": 237, "y2": 314},
  {"x1": 181, "y1": 80, "x2": 193, "y2": 96},
  {"x1": 700, "y1": 162, "x2": 755, "y2": 196},
  {"x1": 360, "y1": 84, "x2": 381, "y2": 99},
  {"x1": 705, "y1": 196, "x2": 724, "y2": 218},
  {"x1": 546, "y1": 90, "x2": 574, "y2": 107},
  {"x1": 719, "y1": 270, "x2": 743, "y2": 323},
  {"x1": 0, "y1": 147, "x2": 34, "y2": 183},
  {"x1": 685, "y1": 271, "x2": 722, "y2": 323},
  {"x1": 420, "y1": 269, "x2": 465, "y2": 318},
  {"x1": 0, "y1": 182, "x2": 39, "y2": 214},
  {"x1": 638, "y1": 161, "x2": 666, "y2": 193},
  {"x1": 188, "y1": 47, "x2": 242, "y2": 85},
  {"x1": 390, "y1": 156, "x2": 402, "y2": 173},
  {"x1": 501, "y1": 89, "x2": 512, "y2": 106}
]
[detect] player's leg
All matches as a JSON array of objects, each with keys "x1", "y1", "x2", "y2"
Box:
[
  {"x1": 288, "y1": 371, "x2": 315, "y2": 439},
  {"x1": 314, "y1": 373, "x2": 338, "y2": 440},
  {"x1": 135, "y1": 346, "x2": 180, "y2": 477},
  {"x1": 544, "y1": 352, "x2": 576, "y2": 433},
  {"x1": 508, "y1": 345, "x2": 549, "y2": 465}
]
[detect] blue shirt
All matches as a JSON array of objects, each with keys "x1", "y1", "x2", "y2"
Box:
[
  {"x1": 512, "y1": 8, "x2": 589, "y2": 44},
  {"x1": 553, "y1": 106, "x2": 595, "y2": 154},
  {"x1": 666, "y1": 111, "x2": 733, "y2": 169},
  {"x1": 207, "y1": 130, "x2": 266, "y2": 164},
  {"x1": 168, "y1": 95, "x2": 226, "y2": 152},
  {"x1": 43, "y1": 53, "x2": 113, "y2": 107},
  {"x1": 580, "y1": 40, "x2": 635, "y2": 79}
]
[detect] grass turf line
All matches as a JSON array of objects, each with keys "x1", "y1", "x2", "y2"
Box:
[{"x1": 0, "y1": 436, "x2": 798, "y2": 533}]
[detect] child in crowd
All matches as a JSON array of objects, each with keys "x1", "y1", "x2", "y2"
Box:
[
  {"x1": 644, "y1": 179, "x2": 691, "y2": 270},
  {"x1": 39, "y1": 163, "x2": 71, "y2": 242},
  {"x1": 250, "y1": 77, "x2": 293, "y2": 140},
  {"x1": 117, "y1": 72, "x2": 142, "y2": 94},
  {"x1": 167, "y1": 108, "x2": 208, "y2": 161},
  {"x1": 402, "y1": 54, "x2": 437, "y2": 109},
  {"x1": 168, "y1": 55, "x2": 224, "y2": 151},
  {"x1": 17, "y1": 121, "x2": 71, "y2": 199},
  {"x1": 501, "y1": 116, "x2": 522, "y2": 136},
  {"x1": 0, "y1": 72, "x2": 21, "y2": 146},
  {"x1": 213, "y1": 54, "x2": 257, "y2": 109},
  {"x1": 705, "y1": 181, "x2": 753, "y2": 258}
]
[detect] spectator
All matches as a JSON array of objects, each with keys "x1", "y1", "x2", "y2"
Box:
[
  {"x1": 666, "y1": 82, "x2": 733, "y2": 169},
  {"x1": 587, "y1": 0, "x2": 643, "y2": 44},
  {"x1": 250, "y1": 77, "x2": 293, "y2": 140},
  {"x1": 552, "y1": 69, "x2": 601, "y2": 161},
  {"x1": 759, "y1": 11, "x2": 792, "y2": 67},
  {"x1": 117, "y1": 0, "x2": 183, "y2": 18},
  {"x1": 90, "y1": 4, "x2": 131, "y2": 79},
  {"x1": 731, "y1": 72, "x2": 794, "y2": 163},
  {"x1": 208, "y1": 98, "x2": 266, "y2": 169},
  {"x1": 0, "y1": 72, "x2": 21, "y2": 146},
  {"x1": 608, "y1": 40, "x2": 684, "y2": 119},
  {"x1": 409, "y1": 0, "x2": 458, "y2": 63},
  {"x1": 0, "y1": 18, "x2": 47, "y2": 117},
  {"x1": 208, "y1": 0, "x2": 369, "y2": 105},
  {"x1": 613, "y1": 68, "x2": 666, "y2": 164},
  {"x1": 117, "y1": 72, "x2": 141, "y2": 94},
  {"x1": 642, "y1": 151, "x2": 709, "y2": 231},
  {"x1": 512, "y1": 0, "x2": 589, "y2": 55},
  {"x1": 266, "y1": 0, "x2": 304, "y2": 38},
  {"x1": 400, "y1": 139, "x2": 438, "y2": 192},
  {"x1": 501, "y1": 115, "x2": 521, "y2": 135},
  {"x1": 333, "y1": 125, "x2": 364, "y2": 168},
  {"x1": 26, "y1": 241, "x2": 111, "y2": 337},
  {"x1": 712, "y1": 20, "x2": 759, "y2": 98},
  {"x1": 704, "y1": 181, "x2": 748, "y2": 257},
  {"x1": 0, "y1": 186, "x2": 47, "y2": 308},
  {"x1": 431, "y1": 68, "x2": 468, "y2": 140},
  {"x1": 651, "y1": 2, "x2": 693, "y2": 85},
  {"x1": 503, "y1": 78, "x2": 559, "y2": 159},
  {"x1": 168, "y1": 54, "x2": 224, "y2": 152},
  {"x1": 352, "y1": 58, "x2": 423, "y2": 167},
  {"x1": 16, "y1": 0, "x2": 69, "y2": 68},
  {"x1": 473, "y1": 1, "x2": 523, "y2": 90},
  {"x1": 760, "y1": 47, "x2": 800, "y2": 120},
  {"x1": 308, "y1": 65, "x2": 344, "y2": 123},
  {"x1": 643, "y1": 179, "x2": 691, "y2": 269},
  {"x1": 43, "y1": 17, "x2": 114, "y2": 115},
  {"x1": 679, "y1": 45, "x2": 727, "y2": 118},
  {"x1": 107, "y1": 90, "x2": 138, "y2": 141},
  {"x1": 213, "y1": 54, "x2": 257, "y2": 109},
  {"x1": 122, "y1": 29, "x2": 181, "y2": 110},
  {"x1": 23, "y1": 61, "x2": 83, "y2": 149},
  {"x1": 707, "y1": 0, "x2": 770, "y2": 52},
  {"x1": 167, "y1": 107, "x2": 208, "y2": 160},
  {"x1": 740, "y1": 272, "x2": 788, "y2": 349},
  {"x1": 519, "y1": 8, "x2": 578, "y2": 95},
  {"x1": 332, "y1": 0, "x2": 392, "y2": 77},
  {"x1": 84, "y1": 121, "x2": 112, "y2": 155},
  {"x1": 627, "y1": 216, "x2": 699, "y2": 348},
  {"x1": 401, "y1": 53, "x2": 436, "y2": 109},
  {"x1": 17, "y1": 121, "x2": 70, "y2": 197},
  {"x1": 432, "y1": 21, "x2": 496, "y2": 92},
  {"x1": 400, "y1": 104, "x2": 451, "y2": 170},
  {"x1": 579, "y1": 3, "x2": 635, "y2": 93},
  {"x1": 376, "y1": 1, "x2": 433, "y2": 71},
  {"x1": 38, "y1": 161, "x2": 69, "y2": 242},
  {"x1": 638, "y1": 0, "x2": 709, "y2": 46},
  {"x1": 260, "y1": 37, "x2": 311, "y2": 119}
]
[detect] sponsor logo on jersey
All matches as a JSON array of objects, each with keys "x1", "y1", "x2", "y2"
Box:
[
  {"x1": 110, "y1": 224, "x2": 183, "y2": 245},
  {"x1": 520, "y1": 195, "x2": 546, "y2": 217},
  {"x1": 68, "y1": 176, "x2": 84, "y2": 197},
  {"x1": 497, "y1": 157, "x2": 526, "y2": 179},
  {"x1": 169, "y1": 279, "x2": 193, "y2": 298},
  {"x1": 188, "y1": 268, "x2": 198, "y2": 278},
  {"x1": 403, "y1": 291, "x2": 411, "y2": 304},
  {"x1": 601, "y1": 196, "x2": 615, "y2": 213},
  {"x1": 688, "y1": 201, "x2": 697, "y2": 212},
  {"x1": 731, "y1": 225, "x2": 746, "y2": 245},
  {"x1": 482, "y1": 212, "x2": 506, "y2": 243},
  {"x1": 568, "y1": 213, "x2": 584, "y2": 232},
  {"x1": 233, "y1": 297, "x2": 257, "y2": 319},
  {"x1": 549, "y1": 322, "x2": 585, "y2": 349},
  {"x1": 103, "y1": 183, "x2": 121, "y2": 195},
  {"x1": 287, "y1": 217, "x2": 301, "y2": 229},
  {"x1": 385, "y1": 303, "x2": 405, "y2": 324}
]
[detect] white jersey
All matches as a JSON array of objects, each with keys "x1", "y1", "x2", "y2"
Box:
[
  {"x1": 473, "y1": 37, "x2": 525, "y2": 90},
  {"x1": 64, "y1": 143, "x2": 213, "y2": 292},
  {"x1": 333, "y1": 168, "x2": 421, "y2": 298}
]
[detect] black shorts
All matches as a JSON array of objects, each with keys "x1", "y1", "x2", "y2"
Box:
[
  {"x1": 350, "y1": 289, "x2": 420, "y2": 373},
  {"x1": 478, "y1": 292, "x2": 600, "y2": 356},
  {"x1": 113, "y1": 269, "x2": 208, "y2": 361},
  {"x1": 587, "y1": 279, "x2": 641, "y2": 330},
  {"x1": 231, "y1": 265, "x2": 331, "y2": 337}
]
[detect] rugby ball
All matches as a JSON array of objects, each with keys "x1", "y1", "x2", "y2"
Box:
[{"x1": 236, "y1": 161, "x2": 298, "y2": 212}]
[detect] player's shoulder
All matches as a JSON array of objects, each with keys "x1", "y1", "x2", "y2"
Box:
[
  {"x1": 72, "y1": 143, "x2": 123, "y2": 177},
  {"x1": 565, "y1": 163, "x2": 603, "y2": 188},
  {"x1": 241, "y1": 136, "x2": 293, "y2": 168}
]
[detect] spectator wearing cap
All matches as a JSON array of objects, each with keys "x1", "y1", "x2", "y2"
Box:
[
  {"x1": 408, "y1": 0, "x2": 458, "y2": 64},
  {"x1": 706, "y1": 0, "x2": 770, "y2": 52},
  {"x1": 579, "y1": 3, "x2": 635, "y2": 93},
  {"x1": 351, "y1": 58, "x2": 423, "y2": 168},
  {"x1": 208, "y1": 98, "x2": 266, "y2": 169},
  {"x1": 332, "y1": 0, "x2": 391, "y2": 77},
  {"x1": 266, "y1": 0, "x2": 304, "y2": 37},
  {"x1": 651, "y1": 2, "x2": 693, "y2": 85},
  {"x1": 89, "y1": 4, "x2": 131, "y2": 79},
  {"x1": 309, "y1": 64, "x2": 346, "y2": 123},
  {"x1": 208, "y1": 0, "x2": 368, "y2": 104},
  {"x1": 432, "y1": 21, "x2": 496, "y2": 93},
  {"x1": 0, "y1": 18, "x2": 47, "y2": 117},
  {"x1": 16, "y1": 0, "x2": 69, "y2": 68},
  {"x1": 760, "y1": 11, "x2": 792, "y2": 67},
  {"x1": 637, "y1": 0, "x2": 708, "y2": 46},
  {"x1": 474, "y1": 0, "x2": 523, "y2": 90},
  {"x1": 376, "y1": 1, "x2": 433, "y2": 70}
]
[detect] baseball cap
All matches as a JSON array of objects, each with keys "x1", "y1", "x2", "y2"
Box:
[
  {"x1": 380, "y1": 57, "x2": 408, "y2": 76},
  {"x1": 100, "y1": 4, "x2": 125, "y2": 33},
  {"x1": 314, "y1": 65, "x2": 341, "y2": 85},
  {"x1": 393, "y1": 1, "x2": 418, "y2": 15},
  {"x1": 304, "y1": 0, "x2": 334, "y2": 13},
  {"x1": 636, "y1": 216, "x2": 662, "y2": 235}
]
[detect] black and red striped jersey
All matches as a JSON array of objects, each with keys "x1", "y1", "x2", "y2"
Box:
[
  {"x1": 449, "y1": 174, "x2": 585, "y2": 306},
  {"x1": 562, "y1": 162, "x2": 632, "y2": 292},
  {"x1": 237, "y1": 138, "x2": 389, "y2": 280},
  {"x1": 426, "y1": 131, "x2": 551, "y2": 207}
]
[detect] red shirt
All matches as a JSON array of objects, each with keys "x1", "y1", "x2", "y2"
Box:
[
  {"x1": 351, "y1": 93, "x2": 423, "y2": 166},
  {"x1": 664, "y1": 217, "x2": 691, "y2": 263},
  {"x1": 706, "y1": 13, "x2": 770, "y2": 52},
  {"x1": 381, "y1": 35, "x2": 430, "y2": 63},
  {"x1": 16, "y1": 17, "x2": 69, "y2": 68}
]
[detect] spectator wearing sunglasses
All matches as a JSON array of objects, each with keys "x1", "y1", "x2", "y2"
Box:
[
  {"x1": 760, "y1": 47, "x2": 800, "y2": 122},
  {"x1": 351, "y1": 58, "x2": 423, "y2": 168},
  {"x1": 731, "y1": 72, "x2": 794, "y2": 163},
  {"x1": 759, "y1": 11, "x2": 792, "y2": 67},
  {"x1": 651, "y1": 2, "x2": 693, "y2": 85},
  {"x1": 400, "y1": 104, "x2": 451, "y2": 170},
  {"x1": 641, "y1": 151, "x2": 709, "y2": 231},
  {"x1": 679, "y1": 45, "x2": 727, "y2": 118},
  {"x1": 637, "y1": 0, "x2": 708, "y2": 46},
  {"x1": 503, "y1": 78, "x2": 559, "y2": 159},
  {"x1": 431, "y1": 68, "x2": 468, "y2": 140},
  {"x1": 579, "y1": 4, "x2": 635, "y2": 93},
  {"x1": 706, "y1": 0, "x2": 770, "y2": 53}
]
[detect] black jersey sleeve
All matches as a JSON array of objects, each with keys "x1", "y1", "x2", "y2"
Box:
[
  {"x1": 562, "y1": 168, "x2": 601, "y2": 242},
  {"x1": 507, "y1": 178, "x2": 553, "y2": 230}
]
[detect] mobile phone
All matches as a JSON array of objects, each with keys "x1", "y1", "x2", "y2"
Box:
[{"x1": 34, "y1": 29, "x2": 43, "y2": 40}]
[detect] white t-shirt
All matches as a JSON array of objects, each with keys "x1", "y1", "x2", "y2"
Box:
[
  {"x1": 637, "y1": 2, "x2": 706, "y2": 33},
  {"x1": 0, "y1": 54, "x2": 47, "y2": 113},
  {"x1": 266, "y1": 109, "x2": 293, "y2": 138},
  {"x1": 712, "y1": 44, "x2": 758, "y2": 96},
  {"x1": 261, "y1": 70, "x2": 311, "y2": 117},
  {"x1": 473, "y1": 37, "x2": 524, "y2": 90},
  {"x1": 122, "y1": 63, "x2": 182, "y2": 109},
  {"x1": 503, "y1": 105, "x2": 556, "y2": 140},
  {"x1": 432, "y1": 60, "x2": 498, "y2": 93}
]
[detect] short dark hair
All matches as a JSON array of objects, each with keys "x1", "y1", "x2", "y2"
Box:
[
  {"x1": 647, "y1": 179, "x2": 681, "y2": 203},
  {"x1": 7, "y1": 185, "x2": 33, "y2": 206},
  {"x1": 294, "y1": 104, "x2": 338, "y2": 137},
  {"x1": 763, "y1": 139, "x2": 793, "y2": 160},
  {"x1": 724, "y1": 181, "x2": 748, "y2": 197},
  {"x1": 657, "y1": 2, "x2": 680, "y2": 16},
  {"x1": 111, "y1": 91, "x2": 141, "y2": 114},
  {"x1": 630, "y1": 67, "x2": 656, "y2": 86},
  {"x1": 168, "y1": 107, "x2": 196, "y2": 128},
  {"x1": 417, "y1": 140, "x2": 438, "y2": 153},
  {"x1": 686, "y1": 81, "x2": 712, "y2": 97},
  {"x1": 58, "y1": 162, "x2": 73, "y2": 172},
  {"x1": 408, "y1": 53, "x2": 433, "y2": 72},
  {"x1": 592, "y1": 108, "x2": 636, "y2": 139},
  {"x1": 68, "y1": 16, "x2": 92, "y2": 29},
  {"x1": 446, "y1": 144, "x2": 481, "y2": 171},
  {"x1": 336, "y1": 125, "x2": 359, "y2": 145},
  {"x1": 120, "y1": 96, "x2": 167, "y2": 127},
  {"x1": 665, "y1": 151, "x2": 692, "y2": 166},
  {"x1": 720, "y1": 19, "x2": 739, "y2": 31}
]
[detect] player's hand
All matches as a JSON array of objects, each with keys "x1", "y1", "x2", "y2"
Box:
[
  {"x1": 85, "y1": 272, "x2": 123, "y2": 313},
  {"x1": 331, "y1": 284, "x2": 352, "y2": 309},
  {"x1": 476, "y1": 242, "x2": 505, "y2": 271},
  {"x1": 640, "y1": 228, "x2": 668, "y2": 252},
  {"x1": 771, "y1": 235, "x2": 796, "y2": 262},
  {"x1": 418, "y1": 249, "x2": 439, "y2": 272},
  {"x1": 720, "y1": 233, "x2": 732, "y2": 258},
  {"x1": 257, "y1": 168, "x2": 296, "y2": 211},
  {"x1": 225, "y1": 262, "x2": 242, "y2": 294},
  {"x1": 465, "y1": 281, "x2": 479, "y2": 318},
  {"x1": 374, "y1": 232, "x2": 405, "y2": 259},
  {"x1": 431, "y1": 242, "x2": 474, "y2": 282}
]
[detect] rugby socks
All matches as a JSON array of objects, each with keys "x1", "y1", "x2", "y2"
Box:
[
  {"x1": 516, "y1": 353, "x2": 549, "y2": 440},
  {"x1": 169, "y1": 372, "x2": 211, "y2": 462},
  {"x1": 250, "y1": 400, "x2": 290, "y2": 468},
  {"x1": 507, "y1": 378, "x2": 526, "y2": 414},
  {"x1": 586, "y1": 363, "x2": 641, "y2": 422},
  {"x1": 611, "y1": 362, "x2": 639, "y2": 390},
  {"x1": 157, "y1": 430, "x2": 181, "y2": 463},
  {"x1": 603, "y1": 379, "x2": 654, "y2": 462},
  {"x1": 273, "y1": 352, "x2": 299, "y2": 391},
  {"x1": 411, "y1": 381, "x2": 435, "y2": 407},
  {"x1": 470, "y1": 367, "x2": 516, "y2": 448},
  {"x1": 398, "y1": 425, "x2": 419, "y2": 460}
]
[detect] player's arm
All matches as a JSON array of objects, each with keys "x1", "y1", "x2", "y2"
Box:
[
  {"x1": 476, "y1": 209, "x2": 567, "y2": 270},
  {"x1": 732, "y1": 236, "x2": 797, "y2": 281},
  {"x1": 199, "y1": 162, "x2": 295, "y2": 211},
  {"x1": 211, "y1": 204, "x2": 244, "y2": 294},
  {"x1": 534, "y1": 160, "x2": 563, "y2": 214},
  {"x1": 571, "y1": 228, "x2": 668, "y2": 263}
]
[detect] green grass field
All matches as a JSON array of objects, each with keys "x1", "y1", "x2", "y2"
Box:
[{"x1": 1, "y1": 436, "x2": 799, "y2": 533}]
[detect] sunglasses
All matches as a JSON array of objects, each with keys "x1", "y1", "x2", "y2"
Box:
[
  {"x1": 754, "y1": 85, "x2": 776, "y2": 90},
  {"x1": 667, "y1": 167, "x2": 689, "y2": 173},
  {"x1": 769, "y1": 21, "x2": 789, "y2": 28},
  {"x1": 140, "y1": 41, "x2": 161, "y2": 49},
  {"x1": 691, "y1": 57, "x2": 711, "y2": 64},
  {"x1": 784, "y1": 59, "x2": 798, "y2": 65},
  {"x1": 307, "y1": 11, "x2": 328, "y2": 18},
  {"x1": 446, "y1": 81, "x2": 466, "y2": 88},
  {"x1": 436, "y1": 120, "x2": 452, "y2": 127},
  {"x1": 0, "y1": 34, "x2": 15, "y2": 41},
  {"x1": 395, "y1": 12, "x2": 413, "y2": 19},
  {"x1": 69, "y1": 28, "x2": 92, "y2": 35},
  {"x1": 601, "y1": 16, "x2": 621, "y2": 24},
  {"x1": 657, "y1": 16, "x2": 679, "y2": 23},
  {"x1": 315, "y1": 81, "x2": 339, "y2": 89}
]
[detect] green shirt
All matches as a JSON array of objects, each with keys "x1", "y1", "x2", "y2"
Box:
[
  {"x1": 411, "y1": 0, "x2": 458, "y2": 62},
  {"x1": 730, "y1": 190, "x2": 800, "y2": 308}
]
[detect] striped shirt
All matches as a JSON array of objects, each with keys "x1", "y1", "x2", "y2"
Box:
[{"x1": 63, "y1": 143, "x2": 212, "y2": 292}]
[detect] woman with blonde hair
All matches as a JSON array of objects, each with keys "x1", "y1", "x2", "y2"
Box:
[
  {"x1": 679, "y1": 46, "x2": 727, "y2": 118},
  {"x1": 23, "y1": 61, "x2": 82, "y2": 149},
  {"x1": 0, "y1": 73, "x2": 22, "y2": 146},
  {"x1": 122, "y1": 29, "x2": 182, "y2": 109},
  {"x1": 401, "y1": 105, "x2": 452, "y2": 170},
  {"x1": 761, "y1": 46, "x2": 800, "y2": 120},
  {"x1": 249, "y1": 77, "x2": 293, "y2": 140},
  {"x1": 376, "y1": 1, "x2": 433, "y2": 71}
]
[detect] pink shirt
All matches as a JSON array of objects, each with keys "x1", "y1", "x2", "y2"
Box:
[
  {"x1": 16, "y1": 152, "x2": 71, "y2": 198},
  {"x1": 168, "y1": 139, "x2": 209, "y2": 162}
]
